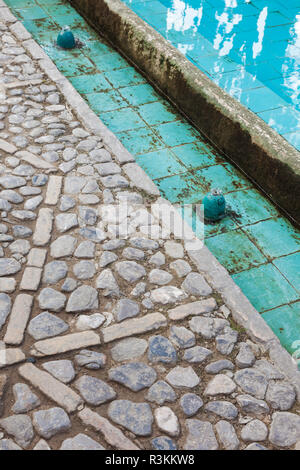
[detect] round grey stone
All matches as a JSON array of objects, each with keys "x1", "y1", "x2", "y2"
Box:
[
  {"x1": 75, "y1": 376, "x2": 116, "y2": 405},
  {"x1": 148, "y1": 335, "x2": 177, "y2": 364},
  {"x1": 109, "y1": 362, "x2": 157, "y2": 391},
  {"x1": 42, "y1": 360, "x2": 75, "y2": 384},
  {"x1": 204, "y1": 401, "x2": 238, "y2": 420},
  {"x1": 66, "y1": 285, "x2": 98, "y2": 312},
  {"x1": 73, "y1": 260, "x2": 96, "y2": 280},
  {"x1": 43, "y1": 261, "x2": 68, "y2": 284},
  {"x1": 115, "y1": 261, "x2": 146, "y2": 283},
  {"x1": 180, "y1": 393, "x2": 203, "y2": 416},
  {"x1": 38, "y1": 288, "x2": 66, "y2": 312},
  {"x1": 28, "y1": 311, "x2": 68, "y2": 340},
  {"x1": 265, "y1": 381, "x2": 296, "y2": 411},
  {"x1": 146, "y1": 380, "x2": 176, "y2": 405},
  {"x1": 110, "y1": 337, "x2": 148, "y2": 362},
  {"x1": 108, "y1": 400, "x2": 153, "y2": 436},
  {"x1": 33, "y1": 407, "x2": 70, "y2": 439}
]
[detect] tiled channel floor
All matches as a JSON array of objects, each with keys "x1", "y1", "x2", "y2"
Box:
[
  {"x1": 4, "y1": 0, "x2": 300, "y2": 356},
  {"x1": 123, "y1": 0, "x2": 300, "y2": 151}
]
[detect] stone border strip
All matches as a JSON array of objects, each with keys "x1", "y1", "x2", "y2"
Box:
[
  {"x1": 69, "y1": 0, "x2": 300, "y2": 224},
  {"x1": 1, "y1": 4, "x2": 300, "y2": 399}
]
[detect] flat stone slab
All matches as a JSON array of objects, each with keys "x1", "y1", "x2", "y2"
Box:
[
  {"x1": 78, "y1": 407, "x2": 139, "y2": 450},
  {"x1": 109, "y1": 362, "x2": 157, "y2": 391},
  {"x1": 102, "y1": 312, "x2": 167, "y2": 343},
  {"x1": 4, "y1": 294, "x2": 33, "y2": 345},
  {"x1": 168, "y1": 298, "x2": 217, "y2": 321},
  {"x1": 108, "y1": 400, "x2": 153, "y2": 436},
  {"x1": 30, "y1": 331, "x2": 101, "y2": 357},
  {"x1": 33, "y1": 407, "x2": 71, "y2": 439},
  {"x1": 18, "y1": 364, "x2": 83, "y2": 413},
  {"x1": 75, "y1": 375, "x2": 116, "y2": 405},
  {"x1": 60, "y1": 433, "x2": 105, "y2": 450}
]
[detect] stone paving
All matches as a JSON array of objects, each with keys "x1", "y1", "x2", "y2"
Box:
[{"x1": 0, "y1": 5, "x2": 300, "y2": 451}]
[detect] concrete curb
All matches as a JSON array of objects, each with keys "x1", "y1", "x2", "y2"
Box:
[
  {"x1": 69, "y1": 0, "x2": 300, "y2": 224},
  {"x1": 2, "y1": 5, "x2": 300, "y2": 397}
]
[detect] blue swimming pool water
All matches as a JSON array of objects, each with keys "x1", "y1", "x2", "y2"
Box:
[{"x1": 123, "y1": 0, "x2": 300, "y2": 150}]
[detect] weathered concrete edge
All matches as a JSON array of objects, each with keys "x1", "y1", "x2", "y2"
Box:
[
  {"x1": 4, "y1": 7, "x2": 300, "y2": 396},
  {"x1": 70, "y1": 0, "x2": 300, "y2": 223}
]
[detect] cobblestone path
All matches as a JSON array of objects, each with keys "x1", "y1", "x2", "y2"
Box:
[{"x1": 0, "y1": 4, "x2": 300, "y2": 451}]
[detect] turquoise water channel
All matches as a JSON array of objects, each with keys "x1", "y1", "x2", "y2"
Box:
[
  {"x1": 124, "y1": 0, "x2": 300, "y2": 151},
  {"x1": 5, "y1": 0, "x2": 300, "y2": 355}
]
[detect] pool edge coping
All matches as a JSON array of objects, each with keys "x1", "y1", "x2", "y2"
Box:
[
  {"x1": 2, "y1": 3, "x2": 300, "y2": 397},
  {"x1": 69, "y1": 0, "x2": 300, "y2": 224}
]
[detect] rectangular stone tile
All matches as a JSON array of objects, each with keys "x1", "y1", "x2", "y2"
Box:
[
  {"x1": 0, "y1": 348, "x2": 25, "y2": 369},
  {"x1": 0, "y1": 138, "x2": 17, "y2": 154},
  {"x1": 18, "y1": 363, "x2": 82, "y2": 413},
  {"x1": 31, "y1": 331, "x2": 101, "y2": 357},
  {"x1": 33, "y1": 208, "x2": 53, "y2": 246},
  {"x1": 168, "y1": 298, "x2": 217, "y2": 321},
  {"x1": 27, "y1": 248, "x2": 47, "y2": 268},
  {"x1": 45, "y1": 175, "x2": 62, "y2": 205},
  {"x1": 102, "y1": 312, "x2": 167, "y2": 343},
  {"x1": 16, "y1": 150, "x2": 56, "y2": 170},
  {"x1": 20, "y1": 267, "x2": 42, "y2": 291},
  {"x1": 0, "y1": 278, "x2": 16, "y2": 293},
  {"x1": 4, "y1": 294, "x2": 33, "y2": 345},
  {"x1": 78, "y1": 407, "x2": 139, "y2": 450}
]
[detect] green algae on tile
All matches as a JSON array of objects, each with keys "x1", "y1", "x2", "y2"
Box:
[
  {"x1": 244, "y1": 217, "x2": 300, "y2": 260},
  {"x1": 136, "y1": 149, "x2": 187, "y2": 179},
  {"x1": 118, "y1": 83, "x2": 161, "y2": 106},
  {"x1": 205, "y1": 229, "x2": 267, "y2": 274},
  {"x1": 273, "y1": 252, "x2": 300, "y2": 292},
  {"x1": 116, "y1": 128, "x2": 165, "y2": 155},
  {"x1": 99, "y1": 107, "x2": 146, "y2": 133},
  {"x1": 262, "y1": 302, "x2": 300, "y2": 355},
  {"x1": 232, "y1": 263, "x2": 299, "y2": 312},
  {"x1": 172, "y1": 142, "x2": 220, "y2": 169}
]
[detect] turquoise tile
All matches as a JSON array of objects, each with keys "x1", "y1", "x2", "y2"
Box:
[
  {"x1": 92, "y1": 52, "x2": 129, "y2": 72},
  {"x1": 15, "y1": 6, "x2": 48, "y2": 20},
  {"x1": 193, "y1": 164, "x2": 250, "y2": 195},
  {"x1": 154, "y1": 121, "x2": 200, "y2": 146},
  {"x1": 232, "y1": 264, "x2": 299, "y2": 312},
  {"x1": 55, "y1": 56, "x2": 96, "y2": 77},
  {"x1": 99, "y1": 108, "x2": 146, "y2": 133},
  {"x1": 283, "y1": 131, "x2": 300, "y2": 151},
  {"x1": 69, "y1": 74, "x2": 111, "y2": 94},
  {"x1": 5, "y1": 0, "x2": 34, "y2": 7},
  {"x1": 244, "y1": 218, "x2": 300, "y2": 259},
  {"x1": 172, "y1": 142, "x2": 219, "y2": 169},
  {"x1": 52, "y1": 13, "x2": 84, "y2": 28},
  {"x1": 136, "y1": 149, "x2": 186, "y2": 179},
  {"x1": 262, "y1": 302, "x2": 300, "y2": 355},
  {"x1": 239, "y1": 87, "x2": 288, "y2": 113},
  {"x1": 42, "y1": 42, "x2": 82, "y2": 61},
  {"x1": 22, "y1": 18, "x2": 57, "y2": 41},
  {"x1": 85, "y1": 90, "x2": 127, "y2": 113},
  {"x1": 273, "y1": 252, "x2": 300, "y2": 292},
  {"x1": 85, "y1": 41, "x2": 114, "y2": 56},
  {"x1": 137, "y1": 101, "x2": 179, "y2": 126},
  {"x1": 225, "y1": 188, "x2": 279, "y2": 227},
  {"x1": 118, "y1": 83, "x2": 161, "y2": 106},
  {"x1": 204, "y1": 216, "x2": 238, "y2": 239},
  {"x1": 205, "y1": 229, "x2": 267, "y2": 274},
  {"x1": 104, "y1": 68, "x2": 146, "y2": 88},
  {"x1": 116, "y1": 128, "x2": 165, "y2": 155},
  {"x1": 258, "y1": 106, "x2": 300, "y2": 135},
  {"x1": 155, "y1": 173, "x2": 203, "y2": 204},
  {"x1": 40, "y1": 2, "x2": 74, "y2": 16}
]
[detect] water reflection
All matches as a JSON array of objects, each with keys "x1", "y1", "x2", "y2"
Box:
[{"x1": 125, "y1": 0, "x2": 300, "y2": 141}]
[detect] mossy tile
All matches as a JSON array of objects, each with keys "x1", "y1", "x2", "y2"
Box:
[
  {"x1": 92, "y1": 52, "x2": 129, "y2": 72},
  {"x1": 69, "y1": 74, "x2": 111, "y2": 94},
  {"x1": 193, "y1": 164, "x2": 250, "y2": 195},
  {"x1": 85, "y1": 40, "x2": 114, "y2": 56},
  {"x1": 99, "y1": 108, "x2": 146, "y2": 133},
  {"x1": 172, "y1": 142, "x2": 220, "y2": 169},
  {"x1": 15, "y1": 6, "x2": 48, "y2": 20},
  {"x1": 85, "y1": 90, "x2": 127, "y2": 114},
  {"x1": 205, "y1": 229, "x2": 266, "y2": 274},
  {"x1": 232, "y1": 264, "x2": 299, "y2": 312},
  {"x1": 262, "y1": 302, "x2": 300, "y2": 355},
  {"x1": 137, "y1": 101, "x2": 180, "y2": 126},
  {"x1": 104, "y1": 68, "x2": 146, "y2": 88},
  {"x1": 225, "y1": 188, "x2": 279, "y2": 227},
  {"x1": 116, "y1": 128, "x2": 165, "y2": 155},
  {"x1": 154, "y1": 121, "x2": 200, "y2": 146},
  {"x1": 55, "y1": 56, "x2": 96, "y2": 77},
  {"x1": 135, "y1": 149, "x2": 186, "y2": 179},
  {"x1": 273, "y1": 252, "x2": 300, "y2": 292},
  {"x1": 244, "y1": 218, "x2": 300, "y2": 259},
  {"x1": 22, "y1": 18, "x2": 57, "y2": 41},
  {"x1": 119, "y1": 83, "x2": 161, "y2": 106},
  {"x1": 154, "y1": 173, "x2": 203, "y2": 204}
]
